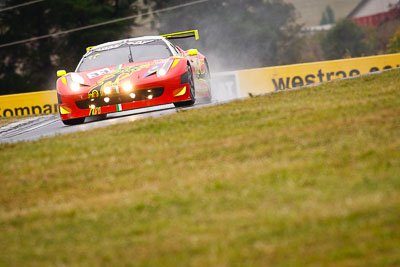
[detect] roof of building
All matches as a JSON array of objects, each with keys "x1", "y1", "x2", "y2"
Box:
[
  {"x1": 348, "y1": 0, "x2": 400, "y2": 18},
  {"x1": 348, "y1": 0, "x2": 369, "y2": 18}
]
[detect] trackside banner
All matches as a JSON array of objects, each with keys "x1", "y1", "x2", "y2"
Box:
[
  {"x1": 1, "y1": 53, "x2": 399, "y2": 117},
  {"x1": 0, "y1": 91, "x2": 58, "y2": 117},
  {"x1": 237, "y1": 53, "x2": 400, "y2": 96}
]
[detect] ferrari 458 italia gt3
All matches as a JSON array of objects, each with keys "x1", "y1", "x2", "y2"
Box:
[{"x1": 56, "y1": 30, "x2": 211, "y2": 125}]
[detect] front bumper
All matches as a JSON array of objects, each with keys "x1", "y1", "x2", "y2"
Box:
[{"x1": 58, "y1": 72, "x2": 192, "y2": 120}]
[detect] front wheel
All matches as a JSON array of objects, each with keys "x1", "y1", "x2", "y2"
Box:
[
  {"x1": 62, "y1": 117, "x2": 85, "y2": 126},
  {"x1": 174, "y1": 65, "x2": 196, "y2": 108}
]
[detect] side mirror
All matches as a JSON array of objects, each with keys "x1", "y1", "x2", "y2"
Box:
[
  {"x1": 57, "y1": 70, "x2": 67, "y2": 77},
  {"x1": 188, "y1": 49, "x2": 198, "y2": 56}
]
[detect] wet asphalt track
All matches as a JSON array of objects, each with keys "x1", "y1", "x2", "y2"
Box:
[{"x1": 0, "y1": 102, "x2": 216, "y2": 144}]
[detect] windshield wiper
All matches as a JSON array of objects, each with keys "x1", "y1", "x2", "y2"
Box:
[{"x1": 127, "y1": 44, "x2": 134, "y2": 63}]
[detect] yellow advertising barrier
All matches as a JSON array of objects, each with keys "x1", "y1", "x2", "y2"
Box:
[
  {"x1": 0, "y1": 90, "x2": 58, "y2": 117},
  {"x1": 1, "y1": 53, "x2": 399, "y2": 117},
  {"x1": 238, "y1": 53, "x2": 400, "y2": 96}
]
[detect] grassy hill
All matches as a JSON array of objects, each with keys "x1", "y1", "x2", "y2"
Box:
[
  {"x1": 287, "y1": 0, "x2": 360, "y2": 26},
  {"x1": 1, "y1": 70, "x2": 399, "y2": 266}
]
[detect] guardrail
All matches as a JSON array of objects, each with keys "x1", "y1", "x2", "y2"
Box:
[{"x1": 1, "y1": 53, "x2": 399, "y2": 117}]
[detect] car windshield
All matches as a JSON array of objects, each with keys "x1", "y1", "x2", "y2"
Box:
[{"x1": 77, "y1": 40, "x2": 172, "y2": 72}]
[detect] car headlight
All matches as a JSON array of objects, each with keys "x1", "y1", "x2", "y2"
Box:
[
  {"x1": 104, "y1": 86, "x2": 112, "y2": 94},
  {"x1": 67, "y1": 73, "x2": 86, "y2": 92},
  {"x1": 71, "y1": 73, "x2": 85, "y2": 84},
  {"x1": 122, "y1": 82, "x2": 133, "y2": 92},
  {"x1": 70, "y1": 82, "x2": 80, "y2": 92},
  {"x1": 157, "y1": 59, "x2": 174, "y2": 77}
]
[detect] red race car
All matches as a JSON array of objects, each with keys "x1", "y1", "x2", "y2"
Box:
[{"x1": 56, "y1": 30, "x2": 211, "y2": 125}]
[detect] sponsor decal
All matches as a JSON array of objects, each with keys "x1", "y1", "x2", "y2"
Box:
[
  {"x1": 94, "y1": 43, "x2": 122, "y2": 52},
  {"x1": 116, "y1": 104, "x2": 122, "y2": 112},
  {"x1": 126, "y1": 40, "x2": 155, "y2": 45},
  {"x1": 198, "y1": 58, "x2": 205, "y2": 75},
  {"x1": 171, "y1": 59, "x2": 180, "y2": 68},
  {"x1": 88, "y1": 53, "x2": 100, "y2": 60},
  {"x1": 271, "y1": 65, "x2": 399, "y2": 91},
  {"x1": 87, "y1": 68, "x2": 112, "y2": 79},
  {"x1": 87, "y1": 63, "x2": 150, "y2": 98},
  {"x1": 89, "y1": 107, "x2": 101, "y2": 116},
  {"x1": 114, "y1": 63, "x2": 150, "y2": 74},
  {"x1": 0, "y1": 104, "x2": 58, "y2": 117},
  {"x1": 238, "y1": 54, "x2": 400, "y2": 95},
  {"x1": 88, "y1": 89, "x2": 101, "y2": 98},
  {"x1": 90, "y1": 40, "x2": 155, "y2": 53},
  {"x1": 143, "y1": 63, "x2": 163, "y2": 78},
  {"x1": 200, "y1": 59, "x2": 206, "y2": 74},
  {"x1": 189, "y1": 58, "x2": 205, "y2": 77}
]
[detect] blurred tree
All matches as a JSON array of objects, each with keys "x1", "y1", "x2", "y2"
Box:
[
  {"x1": 320, "y1": 12, "x2": 328, "y2": 25},
  {"x1": 320, "y1": 19, "x2": 370, "y2": 60},
  {"x1": 320, "y1": 5, "x2": 335, "y2": 25},
  {"x1": 0, "y1": 0, "x2": 305, "y2": 94},
  {"x1": 154, "y1": 0, "x2": 303, "y2": 71},
  {"x1": 387, "y1": 29, "x2": 400, "y2": 53},
  {"x1": 300, "y1": 33, "x2": 324, "y2": 63},
  {"x1": 374, "y1": 20, "x2": 400, "y2": 53},
  {"x1": 326, "y1": 6, "x2": 335, "y2": 24},
  {"x1": 0, "y1": 0, "x2": 149, "y2": 95}
]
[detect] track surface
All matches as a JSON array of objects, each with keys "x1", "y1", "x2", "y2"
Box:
[{"x1": 0, "y1": 102, "x2": 215, "y2": 144}]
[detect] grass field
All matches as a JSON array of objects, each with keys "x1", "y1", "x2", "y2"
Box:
[{"x1": 1, "y1": 70, "x2": 399, "y2": 266}]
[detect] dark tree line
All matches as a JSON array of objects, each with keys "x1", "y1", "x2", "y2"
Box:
[
  {"x1": 0, "y1": 0, "x2": 153, "y2": 95},
  {"x1": 0, "y1": 0, "x2": 304, "y2": 95},
  {"x1": 1, "y1": 0, "x2": 398, "y2": 96},
  {"x1": 321, "y1": 19, "x2": 369, "y2": 60}
]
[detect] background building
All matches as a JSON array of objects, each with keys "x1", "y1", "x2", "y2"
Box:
[{"x1": 348, "y1": 0, "x2": 400, "y2": 26}]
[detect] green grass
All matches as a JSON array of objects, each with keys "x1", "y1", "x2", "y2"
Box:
[{"x1": 1, "y1": 70, "x2": 400, "y2": 266}]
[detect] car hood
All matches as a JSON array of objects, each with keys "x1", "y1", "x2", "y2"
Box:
[{"x1": 71, "y1": 58, "x2": 170, "y2": 87}]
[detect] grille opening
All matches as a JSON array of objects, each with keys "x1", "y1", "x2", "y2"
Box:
[{"x1": 75, "y1": 87, "x2": 164, "y2": 109}]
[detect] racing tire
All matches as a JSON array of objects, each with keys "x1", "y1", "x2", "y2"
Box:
[
  {"x1": 62, "y1": 117, "x2": 85, "y2": 126},
  {"x1": 174, "y1": 65, "x2": 196, "y2": 108}
]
